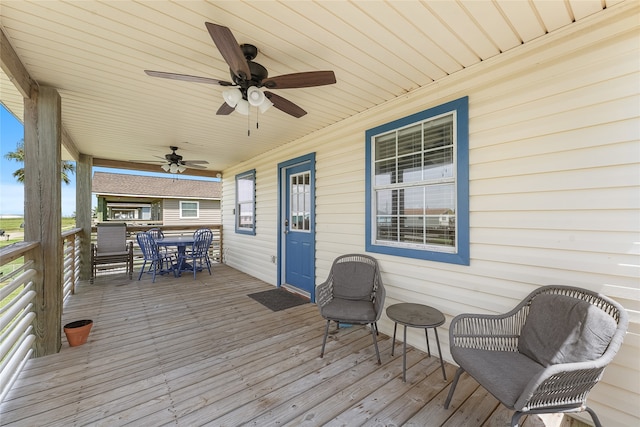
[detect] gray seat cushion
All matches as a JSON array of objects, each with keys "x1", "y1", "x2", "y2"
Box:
[
  {"x1": 451, "y1": 347, "x2": 545, "y2": 409},
  {"x1": 321, "y1": 297, "x2": 377, "y2": 323},
  {"x1": 518, "y1": 294, "x2": 617, "y2": 367},
  {"x1": 332, "y1": 262, "x2": 376, "y2": 301}
]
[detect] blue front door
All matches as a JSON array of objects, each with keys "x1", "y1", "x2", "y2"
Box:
[{"x1": 280, "y1": 155, "x2": 315, "y2": 300}]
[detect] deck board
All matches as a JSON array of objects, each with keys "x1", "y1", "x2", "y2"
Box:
[{"x1": 0, "y1": 264, "x2": 589, "y2": 427}]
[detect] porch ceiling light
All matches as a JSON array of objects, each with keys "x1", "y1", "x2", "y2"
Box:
[
  {"x1": 258, "y1": 96, "x2": 273, "y2": 113},
  {"x1": 223, "y1": 87, "x2": 271, "y2": 115},
  {"x1": 235, "y1": 98, "x2": 250, "y2": 115},
  {"x1": 223, "y1": 88, "x2": 242, "y2": 107},
  {"x1": 247, "y1": 86, "x2": 265, "y2": 107},
  {"x1": 161, "y1": 162, "x2": 186, "y2": 174}
]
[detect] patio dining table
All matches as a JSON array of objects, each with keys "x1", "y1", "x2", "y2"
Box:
[{"x1": 155, "y1": 235, "x2": 198, "y2": 276}]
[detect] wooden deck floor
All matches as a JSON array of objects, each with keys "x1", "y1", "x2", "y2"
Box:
[{"x1": 1, "y1": 265, "x2": 587, "y2": 427}]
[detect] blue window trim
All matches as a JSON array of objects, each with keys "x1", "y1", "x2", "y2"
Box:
[
  {"x1": 365, "y1": 96, "x2": 469, "y2": 265},
  {"x1": 235, "y1": 169, "x2": 256, "y2": 235}
]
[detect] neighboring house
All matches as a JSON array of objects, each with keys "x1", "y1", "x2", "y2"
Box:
[
  {"x1": 92, "y1": 172, "x2": 221, "y2": 225},
  {"x1": 222, "y1": 8, "x2": 638, "y2": 426}
]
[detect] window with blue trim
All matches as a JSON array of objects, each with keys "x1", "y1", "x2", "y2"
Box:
[
  {"x1": 235, "y1": 169, "x2": 256, "y2": 235},
  {"x1": 365, "y1": 97, "x2": 469, "y2": 265}
]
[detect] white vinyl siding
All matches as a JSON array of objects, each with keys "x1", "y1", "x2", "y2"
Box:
[{"x1": 222, "y1": 8, "x2": 639, "y2": 427}]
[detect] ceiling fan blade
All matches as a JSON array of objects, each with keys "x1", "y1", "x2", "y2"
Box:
[
  {"x1": 129, "y1": 160, "x2": 167, "y2": 164},
  {"x1": 183, "y1": 160, "x2": 209, "y2": 165},
  {"x1": 205, "y1": 23, "x2": 251, "y2": 81},
  {"x1": 262, "y1": 71, "x2": 336, "y2": 89},
  {"x1": 182, "y1": 163, "x2": 207, "y2": 170},
  {"x1": 216, "y1": 102, "x2": 235, "y2": 115},
  {"x1": 144, "y1": 70, "x2": 233, "y2": 86},
  {"x1": 264, "y1": 92, "x2": 307, "y2": 118}
]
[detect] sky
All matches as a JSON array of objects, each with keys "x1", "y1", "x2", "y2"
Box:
[{"x1": 0, "y1": 104, "x2": 216, "y2": 218}]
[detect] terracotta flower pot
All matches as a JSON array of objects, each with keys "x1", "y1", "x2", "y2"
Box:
[{"x1": 63, "y1": 320, "x2": 93, "y2": 347}]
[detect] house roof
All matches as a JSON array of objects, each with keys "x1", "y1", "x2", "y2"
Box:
[
  {"x1": 0, "y1": 1, "x2": 627, "y2": 176},
  {"x1": 92, "y1": 172, "x2": 221, "y2": 200}
]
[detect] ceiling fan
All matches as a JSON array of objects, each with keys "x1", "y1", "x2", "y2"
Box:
[
  {"x1": 132, "y1": 146, "x2": 209, "y2": 174},
  {"x1": 144, "y1": 22, "x2": 336, "y2": 118}
]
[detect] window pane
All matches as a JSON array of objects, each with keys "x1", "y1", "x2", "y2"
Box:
[
  {"x1": 290, "y1": 172, "x2": 311, "y2": 231},
  {"x1": 237, "y1": 177, "x2": 254, "y2": 201},
  {"x1": 376, "y1": 189, "x2": 396, "y2": 215},
  {"x1": 400, "y1": 216, "x2": 424, "y2": 244},
  {"x1": 374, "y1": 132, "x2": 396, "y2": 160},
  {"x1": 238, "y1": 203, "x2": 254, "y2": 229},
  {"x1": 424, "y1": 147, "x2": 454, "y2": 179},
  {"x1": 426, "y1": 183, "x2": 455, "y2": 247},
  {"x1": 376, "y1": 216, "x2": 397, "y2": 241},
  {"x1": 371, "y1": 110, "x2": 458, "y2": 250},
  {"x1": 375, "y1": 159, "x2": 396, "y2": 185},
  {"x1": 424, "y1": 115, "x2": 453, "y2": 150},
  {"x1": 399, "y1": 187, "x2": 424, "y2": 216},
  {"x1": 181, "y1": 202, "x2": 198, "y2": 218},
  {"x1": 397, "y1": 124, "x2": 421, "y2": 155},
  {"x1": 236, "y1": 170, "x2": 256, "y2": 234},
  {"x1": 398, "y1": 153, "x2": 422, "y2": 183}
]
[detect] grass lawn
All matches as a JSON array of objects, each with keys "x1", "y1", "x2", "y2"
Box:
[{"x1": 1, "y1": 216, "x2": 77, "y2": 276}]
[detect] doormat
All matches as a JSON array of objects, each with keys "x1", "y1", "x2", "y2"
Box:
[{"x1": 248, "y1": 288, "x2": 310, "y2": 312}]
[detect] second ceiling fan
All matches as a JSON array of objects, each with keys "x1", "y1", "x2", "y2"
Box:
[{"x1": 145, "y1": 23, "x2": 336, "y2": 118}]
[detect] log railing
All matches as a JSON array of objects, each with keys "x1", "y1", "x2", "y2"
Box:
[
  {"x1": 0, "y1": 228, "x2": 82, "y2": 402},
  {"x1": 0, "y1": 242, "x2": 39, "y2": 403}
]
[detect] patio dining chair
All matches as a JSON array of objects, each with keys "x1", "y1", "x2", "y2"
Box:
[
  {"x1": 316, "y1": 254, "x2": 386, "y2": 364},
  {"x1": 148, "y1": 227, "x2": 175, "y2": 258},
  {"x1": 177, "y1": 228, "x2": 214, "y2": 279},
  {"x1": 444, "y1": 285, "x2": 628, "y2": 427},
  {"x1": 147, "y1": 227, "x2": 164, "y2": 240},
  {"x1": 136, "y1": 231, "x2": 176, "y2": 283},
  {"x1": 90, "y1": 222, "x2": 133, "y2": 284}
]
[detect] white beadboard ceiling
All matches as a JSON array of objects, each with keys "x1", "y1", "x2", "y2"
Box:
[{"x1": 0, "y1": 0, "x2": 623, "y2": 176}]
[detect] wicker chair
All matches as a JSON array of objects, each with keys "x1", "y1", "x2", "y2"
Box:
[
  {"x1": 444, "y1": 285, "x2": 628, "y2": 427},
  {"x1": 90, "y1": 222, "x2": 133, "y2": 284},
  {"x1": 316, "y1": 254, "x2": 386, "y2": 364}
]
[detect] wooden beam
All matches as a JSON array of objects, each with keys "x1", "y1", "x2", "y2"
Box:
[
  {"x1": 0, "y1": 27, "x2": 35, "y2": 98},
  {"x1": 24, "y1": 86, "x2": 63, "y2": 357},
  {"x1": 61, "y1": 127, "x2": 80, "y2": 161},
  {"x1": 93, "y1": 158, "x2": 223, "y2": 179}
]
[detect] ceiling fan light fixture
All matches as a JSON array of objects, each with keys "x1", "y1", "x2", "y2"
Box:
[
  {"x1": 235, "y1": 99, "x2": 250, "y2": 115},
  {"x1": 223, "y1": 88, "x2": 242, "y2": 107},
  {"x1": 258, "y1": 96, "x2": 273, "y2": 113},
  {"x1": 177, "y1": 165, "x2": 187, "y2": 173},
  {"x1": 169, "y1": 163, "x2": 179, "y2": 174},
  {"x1": 247, "y1": 86, "x2": 265, "y2": 107},
  {"x1": 161, "y1": 164, "x2": 170, "y2": 172}
]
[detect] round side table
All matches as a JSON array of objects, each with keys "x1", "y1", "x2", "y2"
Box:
[{"x1": 386, "y1": 303, "x2": 447, "y2": 382}]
